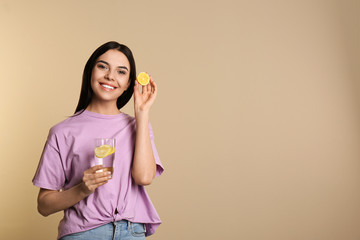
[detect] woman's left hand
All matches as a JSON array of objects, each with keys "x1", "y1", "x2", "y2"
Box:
[{"x1": 133, "y1": 74, "x2": 157, "y2": 116}]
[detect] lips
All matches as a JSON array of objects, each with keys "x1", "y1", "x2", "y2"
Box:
[{"x1": 99, "y1": 82, "x2": 117, "y2": 91}]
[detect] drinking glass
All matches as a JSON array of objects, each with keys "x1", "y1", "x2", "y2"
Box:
[{"x1": 94, "y1": 138, "x2": 115, "y2": 175}]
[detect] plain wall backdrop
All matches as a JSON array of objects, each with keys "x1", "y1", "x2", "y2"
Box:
[{"x1": 1, "y1": 0, "x2": 360, "y2": 239}]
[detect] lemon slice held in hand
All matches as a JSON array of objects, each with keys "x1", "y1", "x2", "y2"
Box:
[
  {"x1": 137, "y1": 72, "x2": 150, "y2": 86},
  {"x1": 95, "y1": 144, "x2": 115, "y2": 158}
]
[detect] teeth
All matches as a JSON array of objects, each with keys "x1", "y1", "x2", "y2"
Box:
[{"x1": 101, "y1": 84, "x2": 115, "y2": 90}]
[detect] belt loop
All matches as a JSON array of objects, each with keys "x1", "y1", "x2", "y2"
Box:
[{"x1": 127, "y1": 220, "x2": 132, "y2": 231}]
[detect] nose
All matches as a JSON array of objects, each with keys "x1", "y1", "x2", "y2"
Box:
[{"x1": 105, "y1": 70, "x2": 116, "y2": 81}]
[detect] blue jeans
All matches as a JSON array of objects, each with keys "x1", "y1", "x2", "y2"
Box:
[{"x1": 59, "y1": 220, "x2": 146, "y2": 240}]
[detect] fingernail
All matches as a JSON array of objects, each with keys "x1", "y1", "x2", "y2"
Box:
[{"x1": 106, "y1": 171, "x2": 111, "y2": 175}]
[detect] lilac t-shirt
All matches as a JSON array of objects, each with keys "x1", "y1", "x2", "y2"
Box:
[{"x1": 32, "y1": 110, "x2": 164, "y2": 239}]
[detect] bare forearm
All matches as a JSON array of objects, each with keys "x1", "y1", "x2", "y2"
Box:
[
  {"x1": 132, "y1": 113, "x2": 156, "y2": 185},
  {"x1": 38, "y1": 183, "x2": 89, "y2": 216}
]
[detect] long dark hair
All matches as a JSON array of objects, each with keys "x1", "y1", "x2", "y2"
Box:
[{"x1": 74, "y1": 41, "x2": 136, "y2": 114}]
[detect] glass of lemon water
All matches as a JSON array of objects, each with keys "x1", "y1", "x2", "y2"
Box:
[{"x1": 94, "y1": 138, "x2": 115, "y2": 175}]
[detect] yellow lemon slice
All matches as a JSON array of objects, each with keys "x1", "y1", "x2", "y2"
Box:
[
  {"x1": 137, "y1": 72, "x2": 150, "y2": 86},
  {"x1": 95, "y1": 144, "x2": 115, "y2": 158}
]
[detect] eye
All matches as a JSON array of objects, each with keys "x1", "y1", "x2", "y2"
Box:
[
  {"x1": 97, "y1": 64, "x2": 107, "y2": 70},
  {"x1": 118, "y1": 70, "x2": 126, "y2": 75}
]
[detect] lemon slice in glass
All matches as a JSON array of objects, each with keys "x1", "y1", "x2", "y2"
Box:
[{"x1": 95, "y1": 144, "x2": 115, "y2": 158}]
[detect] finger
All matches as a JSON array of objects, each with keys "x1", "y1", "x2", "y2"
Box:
[
  {"x1": 149, "y1": 79, "x2": 157, "y2": 97},
  {"x1": 146, "y1": 75, "x2": 154, "y2": 94},
  {"x1": 83, "y1": 168, "x2": 109, "y2": 181},
  {"x1": 92, "y1": 169, "x2": 111, "y2": 177},
  {"x1": 93, "y1": 169, "x2": 112, "y2": 178},
  {"x1": 134, "y1": 80, "x2": 140, "y2": 97},
  {"x1": 147, "y1": 83, "x2": 157, "y2": 106},
  {"x1": 148, "y1": 73, "x2": 153, "y2": 85},
  {"x1": 92, "y1": 165, "x2": 104, "y2": 171},
  {"x1": 95, "y1": 170, "x2": 112, "y2": 179},
  {"x1": 86, "y1": 180, "x2": 108, "y2": 192},
  {"x1": 84, "y1": 165, "x2": 104, "y2": 174},
  {"x1": 143, "y1": 82, "x2": 148, "y2": 95},
  {"x1": 151, "y1": 78, "x2": 157, "y2": 94},
  {"x1": 94, "y1": 175, "x2": 112, "y2": 184},
  {"x1": 86, "y1": 174, "x2": 111, "y2": 186},
  {"x1": 146, "y1": 81, "x2": 151, "y2": 93}
]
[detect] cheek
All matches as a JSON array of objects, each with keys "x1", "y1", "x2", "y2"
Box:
[
  {"x1": 91, "y1": 70, "x2": 102, "y2": 80},
  {"x1": 90, "y1": 76, "x2": 98, "y2": 89},
  {"x1": 119, "y1": 76, "x2": 130, "y2": 88},
  {"x1": 90, "y1": 79, "x2": 97, "y2": 91},
  {"x1": 90, "y1": 70, "x2": 103, "y2": 86}
]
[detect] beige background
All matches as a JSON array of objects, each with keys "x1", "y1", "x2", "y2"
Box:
[{"x1": 1, "y1": 0, "x2": 360, "y2": 239}]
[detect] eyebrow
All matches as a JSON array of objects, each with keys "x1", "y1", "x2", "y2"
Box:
[{"x1": 96, "y1": 60, "x2": 129, "y2": 71}]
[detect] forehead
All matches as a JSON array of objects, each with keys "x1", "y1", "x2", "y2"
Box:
[{"x1": 97, "y1": 49, "x2": 130, "y2": 69}]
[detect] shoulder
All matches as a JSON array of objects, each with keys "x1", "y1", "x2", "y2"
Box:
[
  {"x1": 49, "y1": 115, "x2": 77, "y2": 133},
  {"x1": 119, "y1": 112, "x2": 137, "y2": 126},
  {"x1": 120, "y1": 112, "x2": 155, "y2": 127},
  {"x1": 48, "y1": 112, "x2": 87, "y2": 139},
  {"x1": 120, "y1": 112, "x2": 156, "y2": 138},
  {"x1": 120, "y1": 112, "x2": 135, "y2": 121}
]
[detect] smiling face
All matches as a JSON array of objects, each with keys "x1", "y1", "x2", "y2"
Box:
[{"x1": 90, "y1": 49, "x2": 131, "y2": 105}]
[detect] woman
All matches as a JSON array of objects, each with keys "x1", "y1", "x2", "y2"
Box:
[{"x1": 33, "y1": 41, "x2": 164, "y2": 240}]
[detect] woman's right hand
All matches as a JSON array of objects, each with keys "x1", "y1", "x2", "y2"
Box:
[{"x1": 81, "y1": 165, "x2": 112, "y2": 195}]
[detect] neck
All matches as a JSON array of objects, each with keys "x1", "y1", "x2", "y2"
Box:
[{"x1": 86, "y1": 100, "x2": 121, "y2": 115}]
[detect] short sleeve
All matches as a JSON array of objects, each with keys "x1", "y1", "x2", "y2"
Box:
[
  {"x1": 32, "y1": 131, "x2": 66, "y2": 190},
  {"x1": 149, "y1": 122, "x2": 164, "y2": 177}
]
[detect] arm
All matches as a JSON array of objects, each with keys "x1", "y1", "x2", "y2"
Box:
[
  {"x1": 132, "y1": 114, "x2": 156, "y2": 185},
  {"x1": 37, "y1": 165, "x2": 111, "y2": 216},
  {"x1": 132, "y1": 76, "x2": 157, "y2": 186}
]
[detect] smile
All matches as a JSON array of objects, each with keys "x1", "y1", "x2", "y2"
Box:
[{"x1": 99, "y1": 83, "x2": 117, "y2": 91}]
